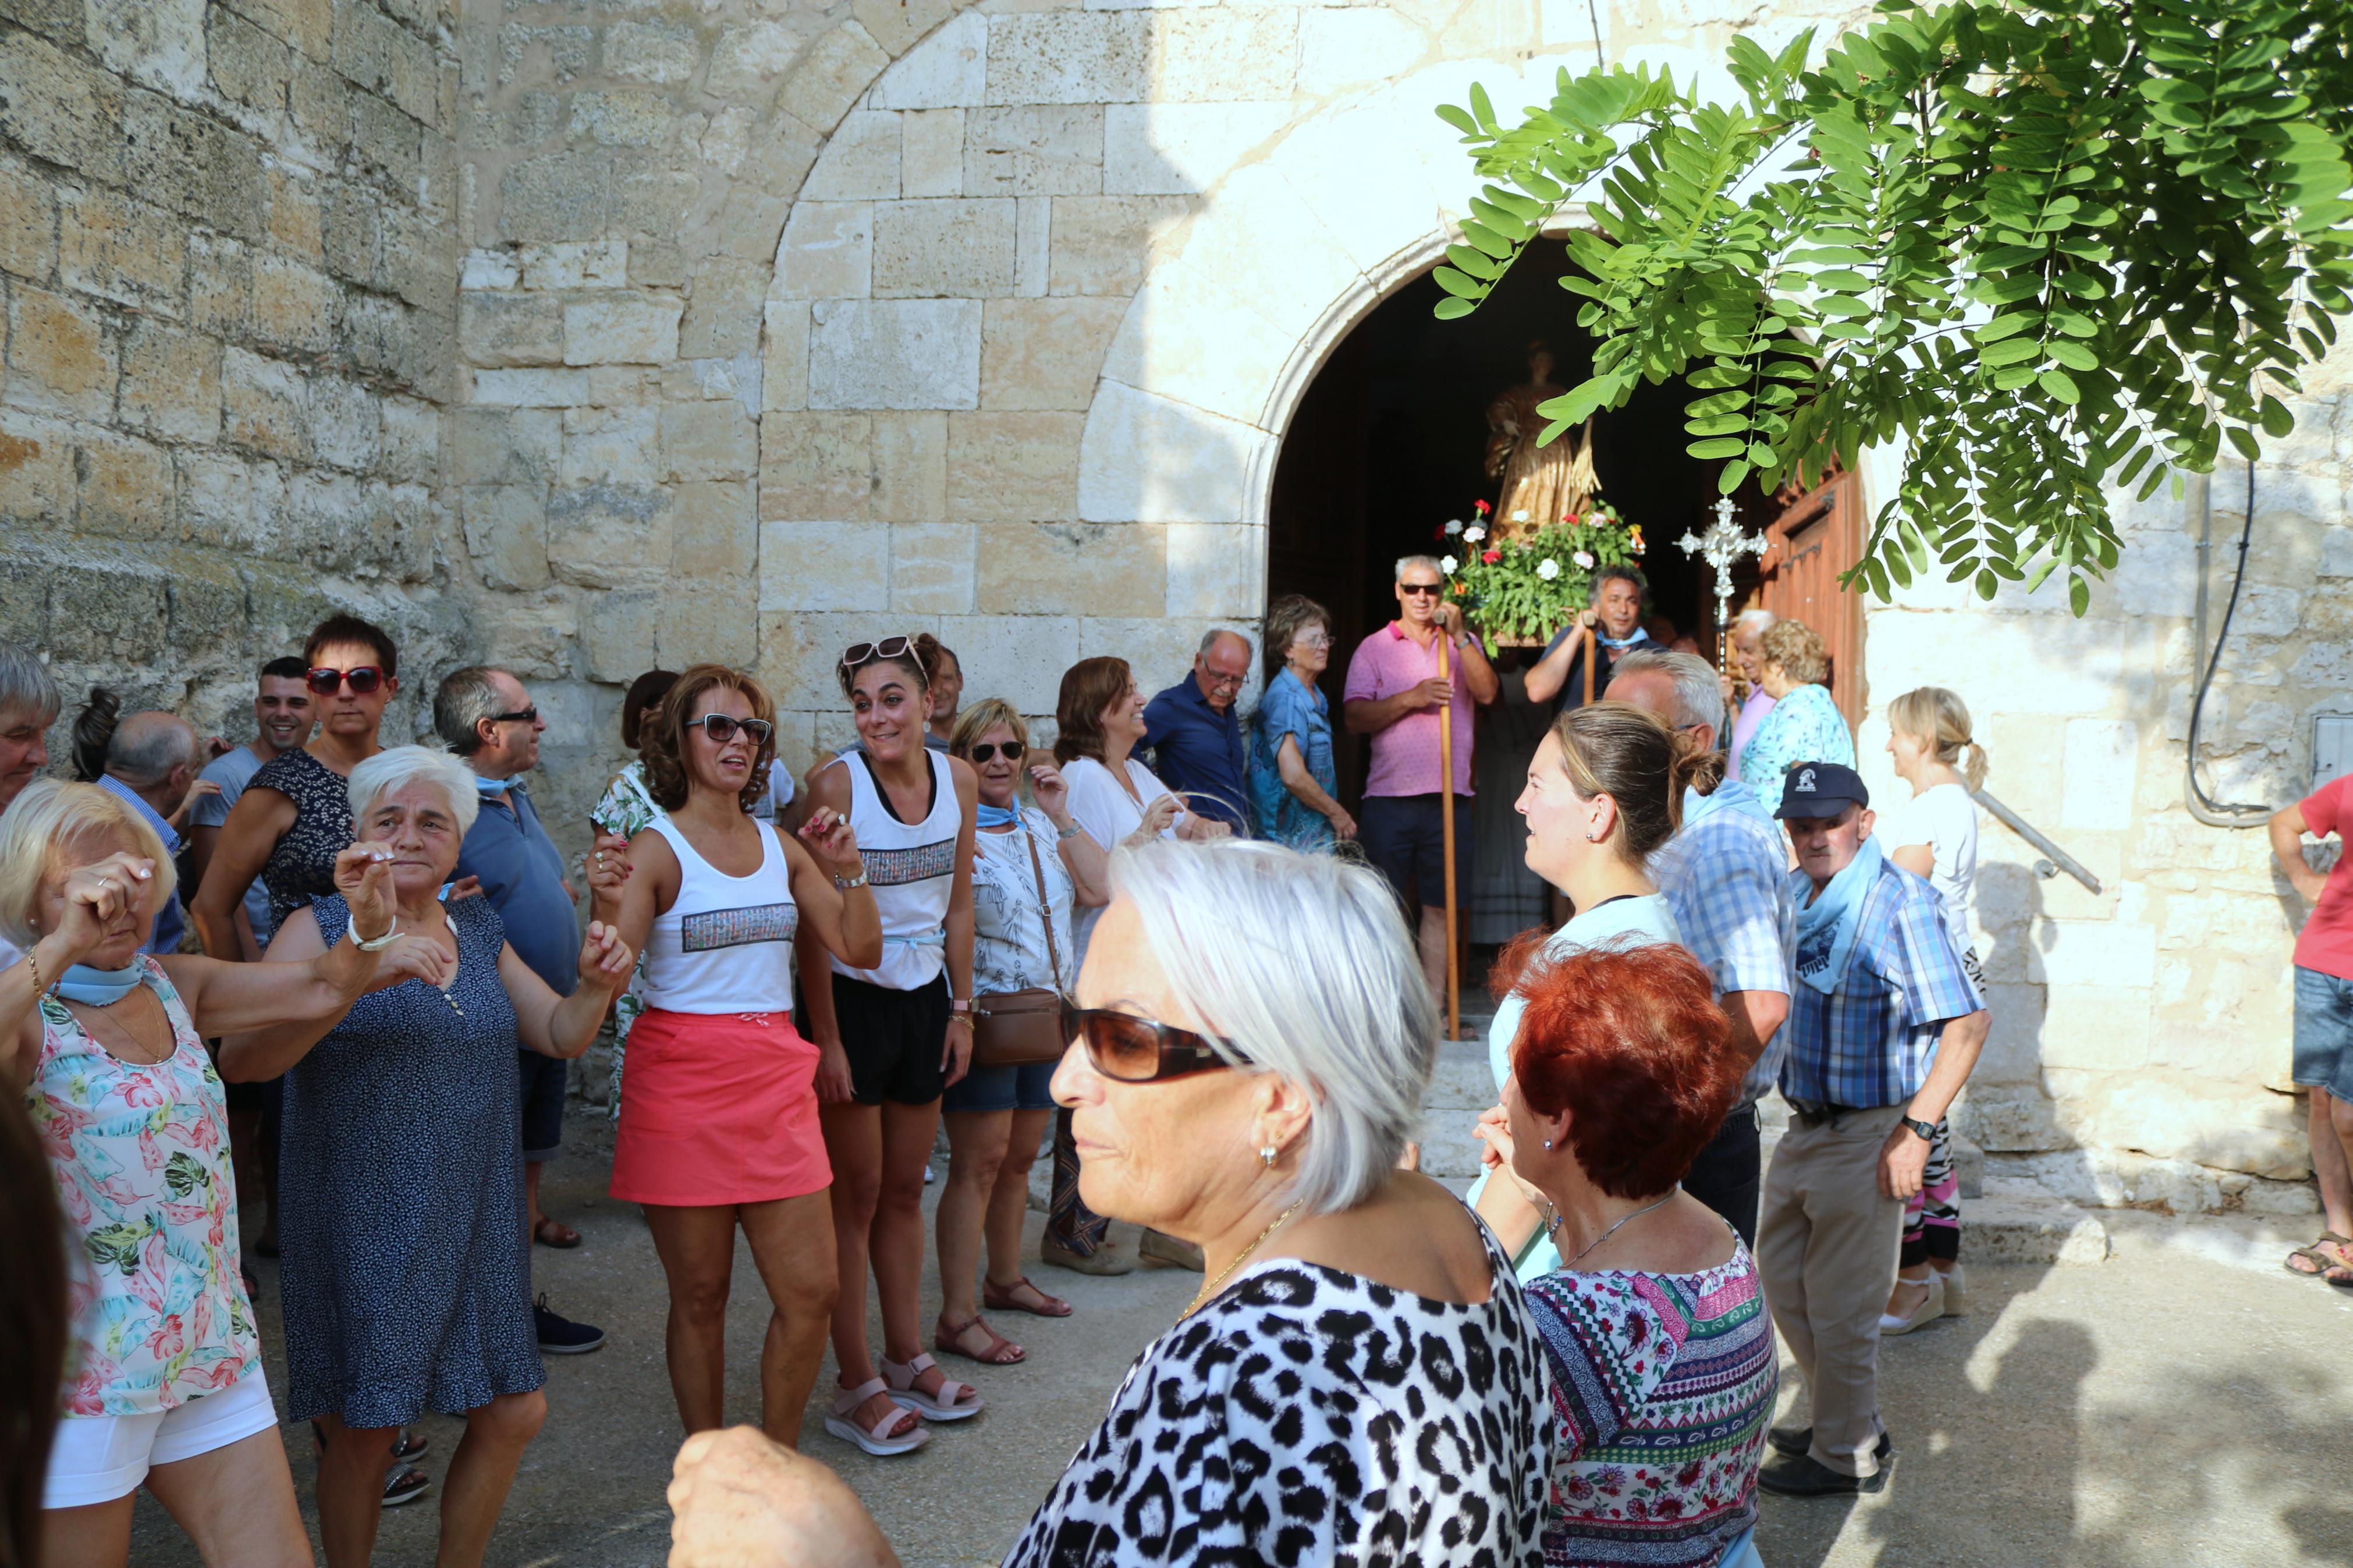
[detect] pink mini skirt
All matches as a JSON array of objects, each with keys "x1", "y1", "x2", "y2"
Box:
[{"x1": 611, "y1": 1009, "x2": 831, "y2": 1206}]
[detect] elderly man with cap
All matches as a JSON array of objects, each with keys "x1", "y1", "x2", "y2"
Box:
[{"x1": 1757, "y1": 760, "x2": 1988, "y2": 1499}]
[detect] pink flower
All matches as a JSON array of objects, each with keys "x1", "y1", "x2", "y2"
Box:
[
  {"x1": 1481, "y1": 549, "x2": 1501, "y2": 564},
  {"x1": 143, "y1": 1313, "x2": 186, "y2": 1362}
]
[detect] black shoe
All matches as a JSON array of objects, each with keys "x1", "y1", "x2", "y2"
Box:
[
  {"x1": 1766, "y1": 1425, "x2": 1893, "y2": 1461},
  {"x1": 534, "y1": 1293, "x2": 605, "y2": 1354},
  {"x1": 381, "y1": 1466, "x2": 431, "y2": 1506},
  {"x1": 1757, "y1": 1447, "x2": 1891, "y2": 1497}
]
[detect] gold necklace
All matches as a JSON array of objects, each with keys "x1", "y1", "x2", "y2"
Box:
[{"x1": 1183, "y1": 1195, "x2": 1309, "y2": 1318}]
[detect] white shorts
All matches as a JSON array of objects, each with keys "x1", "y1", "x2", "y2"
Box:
[{"x1": 42, "y1": 1368, "x2": 279, "y2": 1510}]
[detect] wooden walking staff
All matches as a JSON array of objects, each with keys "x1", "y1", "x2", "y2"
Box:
[{"x1": 1436, "y1": 631, "x2": 1461, "y2": 1042}]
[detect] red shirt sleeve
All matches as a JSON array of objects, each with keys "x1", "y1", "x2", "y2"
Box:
[{"x1": 2302, "y1": 775, "x2": 2351, "y2": 840}]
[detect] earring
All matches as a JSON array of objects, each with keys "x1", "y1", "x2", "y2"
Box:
[
  {"x1": 1542, "y1": 1139, "x2": 1552, "y2": 1150},
  {"x1": 1259, "y1": 1146, "x2": 1277, "y2": 1168},
  {"x1": 1585, "y1": 829, "x2": 1600, "y2": 841}
]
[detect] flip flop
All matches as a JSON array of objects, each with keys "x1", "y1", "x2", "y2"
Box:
[
  {"x1": 936, "y1": 1314, "x2": 1025, "y2": 1366},
  {"x1": 879, "y1": 1352, "x2": 985, "y2": 1421},
  {"x1": 982, "y1": 1276, "x2": 1073, "y2": 1318},
  {"x1": 823, "y1": 1378, "x2": 929, "y2": 1456}
]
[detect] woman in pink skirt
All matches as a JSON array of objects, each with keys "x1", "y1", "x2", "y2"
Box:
[{"x1": 592, "y1": 664, "x2": 880, "y2": 1446}]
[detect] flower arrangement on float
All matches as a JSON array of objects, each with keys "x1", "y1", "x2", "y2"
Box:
[{"x1": 1433, "y1": 498, "x2": 1646, "y2": 650}]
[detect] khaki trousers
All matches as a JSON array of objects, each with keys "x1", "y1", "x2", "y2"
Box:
[{"x1": 1756, "y1": 1102, "x2": 1905, "y2": 1478}]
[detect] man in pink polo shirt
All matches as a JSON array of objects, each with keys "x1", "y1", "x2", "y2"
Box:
[{"x1": 1343, "y1": 553, "x2": 1499, "y2": 1006}]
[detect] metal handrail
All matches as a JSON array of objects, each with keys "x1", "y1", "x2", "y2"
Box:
[{"x1": 1972, "y1": 790, "x2": 2103, "y2": 894}]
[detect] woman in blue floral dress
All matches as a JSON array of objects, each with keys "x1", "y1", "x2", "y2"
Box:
[
  {"x1": 1247, "y1": 594, "x2": 1355, "y2": 853},
  {"x1": 1734, "y1": 618, "x2": 1855, "y2": 810}
]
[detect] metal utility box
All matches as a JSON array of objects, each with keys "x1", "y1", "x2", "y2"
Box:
[{"x1": 2318, "y1": 713, "x2": 2353, "y2": 792}]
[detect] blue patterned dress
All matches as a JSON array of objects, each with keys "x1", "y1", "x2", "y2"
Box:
[
  {"x1": 1734, "y1": 683, "x2": 1855, "y2": 811},
  {"x1": 1246, "y1": 667, "x2": 1338, "y2": 853}
]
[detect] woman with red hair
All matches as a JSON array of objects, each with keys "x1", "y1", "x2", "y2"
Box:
[{"x1": 1477, "y1": 941, "x2": 1775, "y2": 1568}]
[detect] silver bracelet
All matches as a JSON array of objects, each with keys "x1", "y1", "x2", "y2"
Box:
[
  {"x1": 1057, "y1": 824, "x2": 1083, "y2": 841},
  {"x1": 833, "y1": 869, "x2": 869, "y2": 890},
  {"x1": 350, "y1": 921, "x2": 400, "y2": 952}
]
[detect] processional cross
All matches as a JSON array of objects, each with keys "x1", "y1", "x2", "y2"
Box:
[{"x1": 1678, "y1": 496, "x2": 1769, "y2": 671}]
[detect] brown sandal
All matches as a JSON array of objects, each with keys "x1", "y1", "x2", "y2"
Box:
[
  {"x1": 935, "y1": 1314, "x2": 1025, "y2": 1366},
  {"x1": 984, "y1": 1275, "x2": 1073, "y2": 1318},
  {"x1": 533, "y1": 1216, "x2": 581, "y2": 1249}
]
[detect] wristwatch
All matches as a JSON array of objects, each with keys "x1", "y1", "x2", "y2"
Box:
[
  {"x1": 833, "y1": 868, "x2": 869, "y2": 890},
  {"x1": 1899, "y1": 1114, "x2": 1937, "y2": 1143}
]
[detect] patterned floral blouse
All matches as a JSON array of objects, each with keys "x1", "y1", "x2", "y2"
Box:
[
  {"x1": 971, "y1": 809, "x2": 1076, "y2": 997},
  {"x1": 591, "y1": 762, "x2": 663, "y2": 1117},
  {"x1": 1523, "y1": 1237, "x2": 1776, "y2": 1568},
  {"x1": 1733, "y1": 682, "x2": 1854, "y2": 813},
  {"x1": 29, "y1": 959, "x2": 258, "y2": 1416}
]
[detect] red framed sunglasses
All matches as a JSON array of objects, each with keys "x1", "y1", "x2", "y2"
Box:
[{"x1": 306, "y1": 666, "x2": 386, "y2": 696}]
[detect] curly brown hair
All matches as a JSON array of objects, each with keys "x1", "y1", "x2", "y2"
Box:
[
  {"x1": 1261, "y1": 593, "x2": 1333, "y2": 681},
  {"x1": 1053, "y1": 656, "x2": 1132, "y2": 766},
  {"x1": 641, "y1": 664, "x2": 776, "y2": 814},
  {"x1": 1759, "y1": 618, "x2": 1829, "y2": 687}
]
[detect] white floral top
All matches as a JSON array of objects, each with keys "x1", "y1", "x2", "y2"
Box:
[
  {"x1": 591, "y1": 762, "x2": 665, "y2": 1116},
  {"x1": 973, "y1": 810, "x2": 1076, "y2": 997},
  {"x1": 30, "y1": 959, "x2": 258, "y2": 1416}
]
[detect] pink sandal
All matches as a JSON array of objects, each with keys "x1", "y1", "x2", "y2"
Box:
[
  {"x1": 879, "y1": 1352, "x2": 985, "y2": 1421},
  {"x1": 824, "y1": 1378, "x2": 930, "y2": 1456}
]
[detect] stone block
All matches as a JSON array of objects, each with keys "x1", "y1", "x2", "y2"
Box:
[
  {"x1": 1149, "y1": 8, "x2": 1300, "y2": 102},
  {"x1": 58, "y1": 187, "x2": 185, "y2": 316},
  {"x1": 660, "y1": 402, "x2": 758, "y2": 483},
  {"x1": 5, "y1": 286, "x2": 115, "y2": 419},
  {"x1": 680, "y1": 258, "x2": 767, "y2": 359},
  {"x1": 773, "y1": 202, "x2": 872, "y2": 302},
  {"x1": 307, "y1": 373, "x2": 379, "y2": 471},
  {"x1": 871, "y1": 412, "x2": 947, "y2": 521},
  {"x1": 871, "y1": 12, "x2": 984, "y2": 110},
  {"x1": 563, "y1": 293, "x2": 682, "y2": 365},
  {"x1": 774, "y1": 22, "x2": 889, "y2": 133},
  {"x1": 581, "y1": 591, "x2": 657, "y2": 683},
  {"x1": 379, "y1": 394, "x2": 435, "y2": 485},
  {"x1": 759, "y1": 412, "x2": 872, "y2": 521},
  {"x1": 901, "y1": 108, "x2": 964, "y2": 198},
  {"x1": 75, "y1": 426, "x2": 173, "y2": 540},
  {"x1": 611, "y1": 154, "x2": 700, "y2": 241},
  {"x1": 459, "y1": 290, "x2": 563, "y2": 367},
  {"x1": 461, "y1": 249, "x2": 520, "y2": 291},
  {"x1": 603, "y1": 22, "x2": 698, "y2": 87},
  {"x1": 0, "y1": 33, "x2": 123, "y2": 183},
  {"x1": 0, "y1": 0, "x2": 85, "y2": 49},
  {"x1": 250, "y1": 254, "x2": 340, "y2": 357},
  {"x1": 470, "y1": 366, "x2": 591, "y2": 407},
  {"x1": 2040, "y1": 984, "x2": 2150, "y2": 1071},
  {"x1": 1045, "y1": 195, "x2": 1192, "y2": 296},
  {"x1": 320, "y1": 181, "x2": 378, "y2": 287},
  {"x1": 763, "y1": 302, "x2": 810, "y2": 413},
  {"x1": 521, "y1": 241, "x2": 628, "y2": 291},
  {"x1": 945, "y1": 411, "x2": 1080, "y2": 522},
  {"x1": 547, "y1": 483, "x2": 673, "y2": 590},
  {"x1": 805, "y1": 109, "x2": 902, "y2": 201},
  {"x1": 49, "y1": 556, "x2": 168, "y2": 662},
  {"x1": 560, "y1": 406, "x2": 658, "y2": 487},
  {"x1": 187, "y1": 233, "x2": 253, "y2": 340},
  {"x1": 979, "y1": 296, "x2": 1123, "y2": 411},
  {"x1": 288, "y1": 57, "x2": 348, "y2": 150},
  {"x1": 757, "y1": 608, "x2": 941, "y2": 715},
  {"x1": 759, "y1": 520, "x2": 892, "y2": 612},
  {"x1": 1078, "y1": 379, "x2": 1264, "y2": 524},
  {"x1": 668, "y1": 480, "x2": 756, "y2": 578},
  {"x1": 1294, "y1": 8, "x2": 1421, "y2": 97},
  {"x1": 807, "y1": 298, "x2": 981, "y2": 411},
  {"x1": 2060, "y1": 719, "x2": 2138, "y2": 832},
  {"x1": 935, "y1": 612, "x2": 1078, "y2": 714},
  {"x1": 2071, "y1": 1074, "x2": 2306, "y2": 1181},
  {"x1": 117, "y1": 321, "x2": 223, "y2": 444},
  {"x1": 0, "y1": 407, "x2": 75, "y2": 524},
  {"x1": 984, "y1": 12, "x2": 1145, "y2": 105},
  {"x1": 571, "y1": 90, "x2": 673, "y2": 150},
  {"x1": 221, "y1": 346, "x2": 307, "y2": 461},
  {"x1": 966, "y1": 106, "x2": 1102, "y2": 197},
  {"x1": 471, "y1": 599, "x2": 576, "y2": 681},
  {"x1": 889, "y1": 522, "x2": 974, "y2": 614},
  {"x1": 708, "y1": 22, "x2": 802, "y2": 99},
  {"x1": 872, "y1": 198, "x2": 1017, "y2": 298},
  {"x1": 208, "y1": 6, "x2": 292, "y2": 114},
  {"x1": 1102, "y1": 101, "x2": 1289, "y2": 196},
  {"x1": 2319, "y1": 528, "x2": 2353, "y2": 578},
  {"x1": 0, "y1": 158, "x2": 55, "y2": 282},
  {"x1": 977, "y1": 521, "x2": 1163, "y2": 615},
  {"x1": 500, "y1": 152, "x2": 609, "y2": 244},
  {"x1": 657, "y1": 575, "x2": 757, "y2": 669},
  {"x1": 2027, "y1": 918, "x2": 2158, "y2": 990},
  {"x1": 460, "y1": 483, "x2": 549, "y2": 590},
  {"x1": 174, "y1": 448, "x2": 268, "y2": 553},
  {"x1": 1165, "y1": 521, "x2": 1262, "y2": 618}
]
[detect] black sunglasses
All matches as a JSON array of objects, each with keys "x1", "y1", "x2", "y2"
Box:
[
  {"x1": 1399, "y1": 583, "x2": 1443, "y2": 598},
  {"x1": 968, "y1": 740, "x2": 1025, "y2": 763},
  {"x1": 306, "y1": 666, "x2": 385, "y2": 696},
  {"x1": 1062, "y1": 1000, "x2": 1249, "y2": 1083},
  {"x1": 487, "y1": 707, "x2": 538, "y2": 726},
  {"x1": 687, "y1": 714, "x2": 773, "y2": 746}
]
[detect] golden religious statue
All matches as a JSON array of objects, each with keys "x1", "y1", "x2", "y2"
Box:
[{"x1": 1484, "y1": 340, "x2": 1600, "y2": 543}]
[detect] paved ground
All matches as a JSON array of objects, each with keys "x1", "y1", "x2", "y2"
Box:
[{"x1": 134, "y1": 1115, "x2": 2353, "y2": 1567}]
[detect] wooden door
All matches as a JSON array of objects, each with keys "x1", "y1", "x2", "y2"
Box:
[{"x1": 1758, "y1": 468, "x2": 1866, "y2": 730}]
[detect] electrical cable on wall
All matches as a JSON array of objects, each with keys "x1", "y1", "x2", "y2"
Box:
[{"x1": 2185, "y1": 462, "x2": 2273, "y2": 828}]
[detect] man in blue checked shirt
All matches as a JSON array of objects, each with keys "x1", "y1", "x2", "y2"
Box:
[
  {"x1": 1611, "y1": 650, "x2": 1794, "y2": 1246},
  {"x1": 1757, "y1": 760, "x2": 1987, "y2": 1501}
]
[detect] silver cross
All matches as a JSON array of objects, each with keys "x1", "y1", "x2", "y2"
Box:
[{"x1": 1678, "y1": 496, "x2": 1768, "y2": 655}]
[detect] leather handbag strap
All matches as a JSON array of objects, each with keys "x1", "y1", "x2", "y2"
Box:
[{"x1": 1022, "y1": 817, "x2": 1064, "y2": 994}]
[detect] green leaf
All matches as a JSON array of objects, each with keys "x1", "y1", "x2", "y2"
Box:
[
  {"x1": 1688, "y1": 437, "x2": 1748, "y2": 460},
  {"x1": 1978, "y1": 337, "x2": 2043, "y2": 368},
  {"x1": 2038, "y1": 368, "x2": 2081, "y2": 404}
]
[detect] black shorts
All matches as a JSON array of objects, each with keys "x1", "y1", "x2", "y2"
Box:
[
  {"x1": 811, "y1": 971, "x2": 950, "y2": 1108},
  {"x1": 1358, "y1": 793, "x2": 1476, "y2": 916},
  {"x1": 517, "y1": 1050, "x2": 569, "y2": 1162}
]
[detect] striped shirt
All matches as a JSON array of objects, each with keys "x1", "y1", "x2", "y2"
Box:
[
  {"x1": 1779, "y1": 857, "x2": 1982, "y2": 1108},
  {"x1": 1525, "y1": 1238, "x2": 1777, "y2": 1567},
  {"x1": 1648, "y1": 781, "x2": 1795, "y2": 1110}
]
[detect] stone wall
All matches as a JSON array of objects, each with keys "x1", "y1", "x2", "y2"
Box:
[{"x1": 0, "y1": 0, "x2": 464, "y2": 739}]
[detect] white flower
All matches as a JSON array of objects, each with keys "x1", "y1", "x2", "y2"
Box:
[
  {"x1": 1443, "y1": 518, "x2": 1464, "y2": 536},
  {"x1": 1511, "y1": 509, "x2": 1529, "y2": 522},
  {"x1": 1573, "y1": 549, "x2": 1595, "y2": 569},
  {"x1": 1440, "y1": 554, "x2": 1458, "y2": 574},
  {"x1": 1463, "y1": 525, "x2": 1487, "y2": 543},
  {"x1": 1536, "y1": 557, "x2": 1561, "y2": 581}
]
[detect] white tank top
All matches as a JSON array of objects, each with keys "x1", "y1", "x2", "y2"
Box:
[
  {"x1": 828, "y1": 749, "x2": 959, "y2": 991},
  {"x1": 640, "y1": 816, "x2": 798, "y2": 1014}
]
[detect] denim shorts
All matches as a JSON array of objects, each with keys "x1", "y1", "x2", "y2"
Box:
[
  {"x1": 941, "y1": 1059, "x2": 1057, "y2": 1115},
  {"x1": 2292, "y1": 966, "x2": 2353, "y2": 1100}
]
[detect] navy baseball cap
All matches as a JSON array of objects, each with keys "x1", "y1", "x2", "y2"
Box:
[{"x1": 1773, "y1": 760, "x2": 1869, "y2": 819}]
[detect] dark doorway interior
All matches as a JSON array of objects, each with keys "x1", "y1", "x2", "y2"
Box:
[{"x1": 1266, "y1": 238, "x2": 1768, "y2": 806}]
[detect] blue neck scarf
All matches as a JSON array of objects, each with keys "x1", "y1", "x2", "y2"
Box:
[
  {"x1": 1597, "y1": 628, "x2": 1651, "y2": 651},
  {"x1": 976, "y1": 803, "x2": 1021, "y2": 829},
  {"x1": 1792, "y1": 835, "x2": 1884, "y2": 995},
  {"x1": 58, "y1": 962, "x2": 144, "y2": 1006},
  {"x1": 475, "y1": 775, "x2": 514, "y2": 797},
  {"x1": 1682, "y1": 778, "x2": 1769, "y2": 830}
]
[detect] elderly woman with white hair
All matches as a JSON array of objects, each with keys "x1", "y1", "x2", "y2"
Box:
[
  {"x1": 0, "y1": 779, "x2": 427, "y2": 1566},
  {"x1": 666, "y1": 838, "x2": 1554, "y2": 1568},
  {"x1": 219, "y1": 744, "x2": 634, "y2": 1568}
]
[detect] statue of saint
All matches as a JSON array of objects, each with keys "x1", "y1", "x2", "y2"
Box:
[{"x1": 1484, "y1": 340, "x2": 1600, "y2": 543}]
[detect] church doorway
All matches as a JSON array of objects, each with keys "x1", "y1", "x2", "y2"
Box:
[{"x1": 1265, "y1": 237, "x2": 1773, "y2": 806}]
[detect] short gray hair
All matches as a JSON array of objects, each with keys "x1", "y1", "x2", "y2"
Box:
[
  {"x1": 1733, "y1": 607, "x2": 1776, "y2": 638},
  {"x1": 431, "y1": 666, "x2": 512, "y2": 757},
  {"x1": 0, "y1": 640, "x2": 59, "y2": 727},
  {"x1": 107, "y1": 712, "x2": 199, "y2": 786},
  {"x1": 1394, "y1": 554, "x2": 1443, "y2": 582},
  {"x1": 1108, "y1": 838, "x2": 1436, "y2": 1214},
  {"x1": 1611, "y1": 649, "x2": 1726, "y2": 740},
  {"x1": 1196, "y1": 628, "x2": 1250, "y2": 660},
  {"x1": 349, "y1": 745, "x2": 480, "y2": 838}
]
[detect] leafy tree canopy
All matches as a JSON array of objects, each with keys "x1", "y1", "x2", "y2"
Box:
[{"x1": 1433, "y1": 0, "x2": 2353, "y2": 611}]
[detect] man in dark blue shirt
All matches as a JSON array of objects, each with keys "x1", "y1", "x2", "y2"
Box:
[
  {"x1": 1142, "y1": 629, "x2": 1254, "y2": 832},
  {"x1": 437, "y1": 664, "x2": 605, "y2": 1356}
]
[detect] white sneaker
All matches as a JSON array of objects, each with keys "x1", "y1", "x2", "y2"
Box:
[{"x1": 1879, "y1": 1273, "x2": 1946, "y2": 1336}]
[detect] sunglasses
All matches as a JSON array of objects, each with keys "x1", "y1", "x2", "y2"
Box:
[
  {"x1": 1062, "y1": 999, "x2": 1250, "y2": 1083},
  {"x1": 307, "y1": 666, "x2": 385, "y2": 696},
  {"x1": 487, "y1": 707, "x2": 538, "y2": 726},
  {"x1": 687, "y1": 713, "x2": 773, "y2": 746},
  {"x1": 841, "y1": 636, "x2": 925, "y2": 675},
  {"x1": 1399, "y1": 583, "x2": 1443, "y2": 598},
  {"x1": 968, "y1": 740, "x2": 1024, "y2": 763}
]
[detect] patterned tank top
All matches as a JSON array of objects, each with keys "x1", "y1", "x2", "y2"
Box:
[
  {"x1": 251, "y1": 747, "x2": 355, "y2": 931},
  {"x1": 29, "y1": 959, "x2": 258, "y2": 1416}
]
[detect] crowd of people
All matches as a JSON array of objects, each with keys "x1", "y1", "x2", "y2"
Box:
[{"x1": 0, "y1": 554, "x2": 2005, "y2": 1565}]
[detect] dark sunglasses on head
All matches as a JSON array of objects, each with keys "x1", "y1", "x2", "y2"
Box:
[
  {"x1": 968, "y1": 740, "x2": 1025, "y2": 763},
  {"x1": 307, "y1": 666, "x2": 385, "y2": 696},
  {"x1": 487, "y1": 707, "x2": 538, "y2": 726},
  {"x1": 687, "y1": 713, "x2": 773, "y2": 746},
  {"x1": 1399, "y1": 583, "x2": 1443, "y2": 598},
  {"x1": 840, "y1": 636, "x2": 925, "y2": 675},
  {"x1": 1061, "y1": 998, "x2": 1250, "y2": 1083}
]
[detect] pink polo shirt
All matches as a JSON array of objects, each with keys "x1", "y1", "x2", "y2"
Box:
[{"x1": 1343, "y1": 621, "x2": 1477, "y2": 798}]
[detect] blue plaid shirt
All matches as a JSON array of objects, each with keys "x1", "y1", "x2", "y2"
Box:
[
  {"x1": 1650, "y1": 780, "x2": 1796, "y2": 1108},
  {"x1": 1780, "y1": 858, "x2": 1982, "y2": 1109}
]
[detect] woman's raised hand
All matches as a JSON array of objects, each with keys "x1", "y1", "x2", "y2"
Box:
[
  {"x1": 587, "y1": 831, "x2": 632, "y2": 905},
  {"x1": 1127, "y1": 794, "x2": 1181, "y2": 845},
  {"x1": 49, "y1": 852, "x2": 157, "y2": 964},
  {"x1": 1471, "y1": 1102, "x2": 1513, "y2": 1171},
  {"x1": 797, "y1": 806, "x2": 862, "y2": 880},
  {"x1": 576, "y1": 920, "x2": 635, "y2": 993},
  {"x1": 331, "y1": 841, "x2": 399, "y2": 940},
  {"x1": 373, "y1": 934, "x2": 455, "y2": 990},
  {"x1": 668, "y1": 1427, "x2": 896, "y2": 1568},
  {"x1": 1028, "y1": 761, "x2": 1069, "y2": 817}
]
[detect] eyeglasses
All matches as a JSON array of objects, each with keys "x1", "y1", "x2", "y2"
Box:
[
  {"x1": 687, "y1": 714, "x2": 773, "y2": 747},
  {"x1": 307, "y1": 666, "x2": 385, "y2": 696},
  {"x1": 487, "y1": 707, "x2": 538, "y2": 726},
  {"x1": 1399, "y1": 583, "x2": 1443, "y2": 598},
  {"x1": 1293, "y1": 632, "x2": 1332, "y2": 650},
  {"x1": 968, "y1": 740, "x2": 1025, "y2": 763},
  {"x1": 840, "y1": 637, "x2": 925, "y2": 675},
  {"x1": 1062, "y1": 999, "x2": 1250, "y2": 1083},
  {"x1": 1200, "y1": 671, "x2": 1246, "y2": 691}
]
